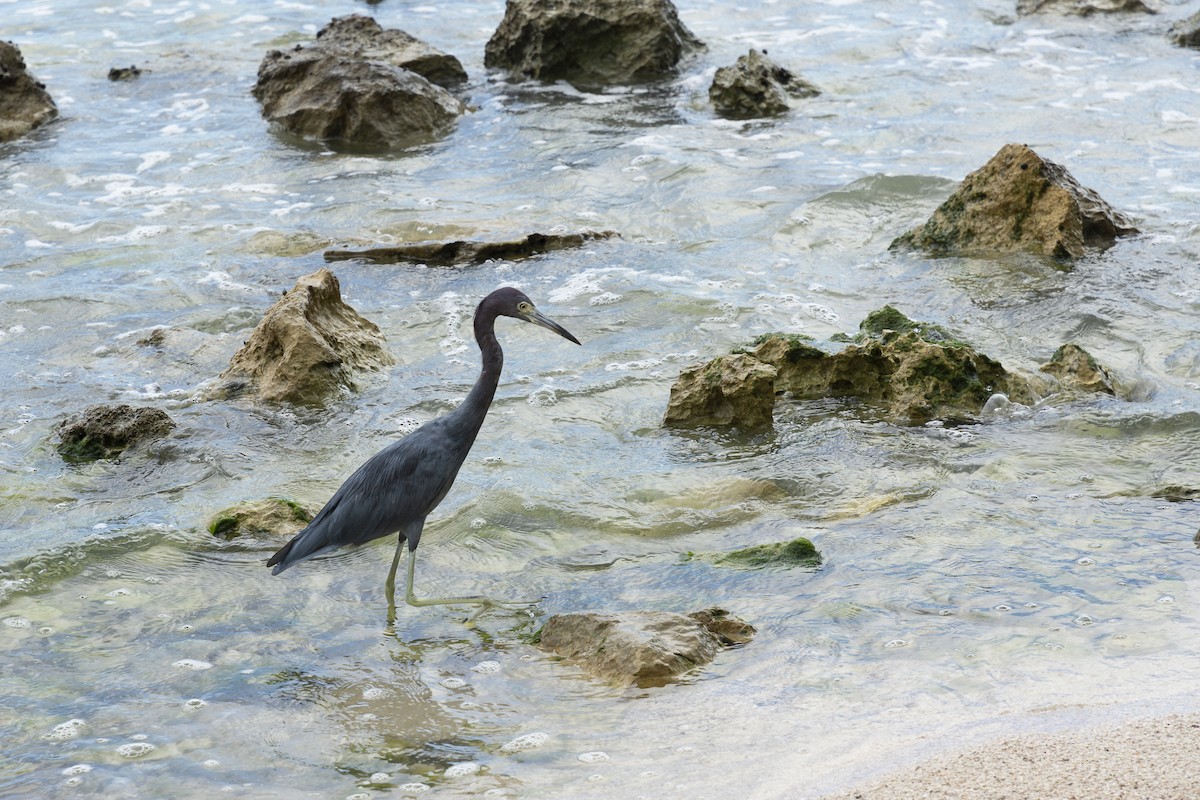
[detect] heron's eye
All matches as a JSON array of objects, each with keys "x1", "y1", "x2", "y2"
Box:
[{"x1": 517, "y1": 301, "x2": 533, "y2": 314}]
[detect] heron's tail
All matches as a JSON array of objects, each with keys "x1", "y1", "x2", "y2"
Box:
[{"x1": 267, "y1": 523, "x2": 333, "y2": 575}]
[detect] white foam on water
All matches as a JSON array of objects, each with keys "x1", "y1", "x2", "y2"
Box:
[
  {"x1": 471, "y1": 660, "x2": 502, "y2": 674},
  {"x1": 500, "y1": 732, "x2": 549, "y2": 753},
  {"x1": 44, "y1": 719, "x2": 86, "y2": 741},
  {"x1": 172, "y1": 658, "x2": 213, "y2": 671},
  {"x1": 444, "y1": 762, "x2": 482, "y2": 778},
  {"x1": 116, "y1": 742, "x2": 156, "y2": 759}
]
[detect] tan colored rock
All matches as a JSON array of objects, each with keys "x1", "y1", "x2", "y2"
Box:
[
  {"x1": 709, "y1": 49, "x2": 819, "y2": 119},
  {"x1": 891, "y1": 143, "x2": 1137, "y2": 259},
  {"x1": 1038, "y1": 343, "x2": 1118, "y2": 395},
  {"x1": 56, "y1": 404, "x2": 175, "y2": 462},
  {"x1": 208, "y1": 498, "x2": 317, "y2": 540},
  {"x1": 0, "y1": 41, "x2": 58, "y2": 143},
  {"x1": 219, "y1": 268, "x2": 394, "y2": 405},
  {"x1": 662, "y1": 353, "x2": 777, "y2": 430},
  {"x1": 538, "y1": 608, "x2": 753, "y2": 686}
]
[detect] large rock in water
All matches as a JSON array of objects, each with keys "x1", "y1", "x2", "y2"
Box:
[
  {"x1": 253, "y1": 15, "x2": 466, "y2": 150},
  {"x1": 662, "y1": 352, "x2": 777, "y2": 431},
  {"x1": 0, "y1": 41, "x2": 58, "y2": 143},
  {"x1": 219, "y1": 268, "x2": 394, "y2": 405},
  {"x1": 57, "y1": 404, "x2": 175, "y2": 462},
  {"x1": 538, "y1": 608, "x2": 754, "y2": 687},
  {"x1": 484, "y1": 0, "x2": 704, "y2": 87},
  {"x1": 709, "y1": 49, "x2": 819, "y2": 119},
  {"x1": 891, "y1": 143, "x2": 1138, "y2": 260},
  {"x1": 1168, "y1": 11, "x2": 1200, "y2": 48}
]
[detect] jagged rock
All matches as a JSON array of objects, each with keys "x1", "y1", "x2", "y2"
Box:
[
  {"x1": 891, "y1": 143, "x2": 1138, "y2": 260},
  {"x1": 1168, "y1": 10, "x2": 1200, "y2": 47},
  {"x1": 687, "y1": 537, "x2": 822, "y2": 569},
  {"x1": 57, "y1": 404, "x2": 175, "y2": 462},
  {"x1": 107, "y1": 65, "x2": 142, "y2": 81},
  {"x1": 662, "y1": 353, "x2": 777, "y2": 431},
  {"x1": 1150, "y1": 485, "x2": 1199, "y2": 503},
  {"x1": 1038, "y1": 343, "x2": 1119, "y2": 395},
  {"x1": 484, "y1": 0, "x2": 704, "y2": 87},
  {"x1": 709, "y1": 49, "x2": 819, "y2": 119},
  {"x1": 208, "y1": 498, "x2": 316, "y2": 540},
  {"x1": 537, "y1": 608, "x2": 754, "y2": 686},
  {"x1": 218, "y1": 268, "x2": 394, "y2": 405},
  {"x1": 0, "y1": 41, "x2": 58, "y2": 143},
  {"x1": 253, "y1": 15, "x2": 466, "y2": 150},
  {"x1": 325, "y1": 230, "x2": 618, "y2": 265},
  {"x1": 1017, "y1": 0, "x2": 1155, "y2": 15}
]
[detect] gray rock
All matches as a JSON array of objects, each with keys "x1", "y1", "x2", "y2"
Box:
[
  {"x1": 662, "y1": 352, "x2": 777, "y2": 431},
  {"x1": 57, "y1": 404, "x2": 175, "y2": 462},
  {"x1": 538, "y1": 608, "x2": 754, "y2": 686},
  {"x1": 891, "y1": 143, "x2": 1138, "y2": 260},
  {"x1": 217, "y1": 268, "x2": 395, "y2": 405},
  {"x1": 1168, "y1": 10, "x2": 1200, "y2": 48},
  {"x1": 0, "y1": 41, "x2": 58, "y2": 143},
  {"x1": 484, "y1": 0, "x2": 704, "y2": 87},
  {"x1": 1017, "y1": 0, "x2": 1155, "y2": 15},
  {"x1": 253, "y1": 15, "x2": 466, "y2": 150},
  {"x1": 709, "y1": 49, "x2": 819, "y2": 119}
]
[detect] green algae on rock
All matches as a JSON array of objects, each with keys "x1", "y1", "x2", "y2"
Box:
[
  {"x1": 208, "y1": 497, "x2": 316, "y2": 541},
  {"x1": 56, "y1": 404, "x2": 176, "y2": 463},
  {"x1": 687, "y1": 536, "x2": 822, "y2": 569}
]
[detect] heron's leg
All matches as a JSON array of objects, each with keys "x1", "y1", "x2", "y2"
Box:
[
  {"x1": 384, "y1": 538, "x2": 406, "y2": 625},
  {"x1": 403, "y1": 548, "x2": 542, "y2": 609}
]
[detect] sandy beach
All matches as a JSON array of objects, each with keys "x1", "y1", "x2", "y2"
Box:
[{"x1": 821, "y1": 713, "x2": 1200, "y2": 800}]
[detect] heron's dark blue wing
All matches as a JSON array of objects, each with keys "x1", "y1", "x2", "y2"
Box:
[{"x1": 267, "y1": 417, "x2": 471, "y2": 574}]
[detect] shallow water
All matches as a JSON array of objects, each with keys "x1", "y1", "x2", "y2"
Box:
[{"x1": 2, "y1": 0, "x2": 1199, "y2": 797}]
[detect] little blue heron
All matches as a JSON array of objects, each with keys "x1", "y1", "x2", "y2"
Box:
[{"x1": 267, "y1": 287, "x2": 580, "y2": 619}]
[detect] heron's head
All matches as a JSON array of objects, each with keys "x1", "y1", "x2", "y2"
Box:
[{"x1": 484, "y1": 287, "x2": 581, "y2": 345}]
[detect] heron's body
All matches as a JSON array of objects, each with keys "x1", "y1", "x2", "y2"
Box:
[{"x1": 267, "y1": 287, "x2": 579, "y2": 616}]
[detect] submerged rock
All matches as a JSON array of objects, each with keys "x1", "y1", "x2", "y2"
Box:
[
  {"x1": 218, "y1": 268, "x2": 394, "y2": 405},
  {"x1": 208, "y1": 498, "x2": 316, "y2": 540},
  {"x1": 325, "y1": 230, "x2": 618, "y2": 266},
  {"x1": 484, "y1": 0, "x2": 704, "y2": 87},
  {"x1": 107, "y1": 65, "x2": 142, "y2": 81},
  {"x1": 537, "y1": 608, "x2": 754, "y2": 686},
  {"x1": 1016, "y1": 0, "x2": 1155, "y2": 15},
  {"x1": 662, "y1": 352, "x2": 777, "y2": 431},
  {"x1": 688, "y1": 537, "x2": 822, "y2": 569},
  {"x1": 0, "y1": 41, "x2": 58, "y2": 143},
  {"x1": 709, "y1": 49, "x2": 819, "y2": 119},
  {"x1": 1038, "y1": 343, "x2": 1119, "y2": 396},
  {"x1": 1168, "y1": 11, "x2": 1200, "y2": 48},
  {"x1": 891, "y1": 143, "x2": 1138, "y2": 260},
  {"x1": 57, "y1": 404, "x2": 175, "y2": 462},
  {"x1": 253, "y1": 15, "x2": 466, "y2": 150}
]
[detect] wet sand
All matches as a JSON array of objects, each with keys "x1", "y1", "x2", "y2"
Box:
[{"x1": 821, "y1": 713, "x2": 1200, "y2": 800}]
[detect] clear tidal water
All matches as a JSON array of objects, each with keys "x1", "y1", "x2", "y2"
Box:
[{"x1": 2, "y1": 0, "x2": 1199, "y2": 798}]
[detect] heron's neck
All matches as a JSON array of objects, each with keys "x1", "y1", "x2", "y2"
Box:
[{"x1": 453, "y1": 316, "x2": 503, "y2": 434}]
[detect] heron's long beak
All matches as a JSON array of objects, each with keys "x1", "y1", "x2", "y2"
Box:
[{"x1": 524, "y1": 307, "x2": 581, "y2": 345}]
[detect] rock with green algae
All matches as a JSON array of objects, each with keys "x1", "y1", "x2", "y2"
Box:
[
  {"x1": 209, "y1": 497, "x2": 316, "y2": 540},
  {"x1": 56, "y1": 404, "x2": 176, "y2": 463},
  {"x1": 688, "y1": 537, "x2": 822, "y2": 569},
  {"x1": 662, "y1": 352, "x2": 777, "y2": 431},
  {"x1": 1039, "y1": 342, "x2": 1119, "y2": 396}
]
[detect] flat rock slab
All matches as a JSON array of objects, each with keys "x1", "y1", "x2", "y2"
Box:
[
  {"x1": 324, "y1": 230, "x2": 618, "y2": 266},
  {"x1": 218, "y1": 268, "x2": 394, "y2": 405},
  {"x1": 538, "y1": 608, "x2": 754, "y2": 687},
  {"x1": 1017, "y1": 0, "x2": 1155, "y2": 15},
  {"x1": 57, "y1": 404, "x2": 175, "y2": 462},
  {"x1": 891, "y1": 143, "x2": 1137, "y2": 260}
]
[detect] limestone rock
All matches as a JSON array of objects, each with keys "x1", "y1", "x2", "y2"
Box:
[
  {"x1": 208, "y1": 498, "x2": 316, "y2": 540},
  {"x1": 709, "y1": 49, "x2": 819, "y2": 119},
  {"x1": 891, "y1": 143, "x2": 1138, "y2": 260},
  {"x1": 0, "y1": 41, "x2": 58, "y2": 143},
  {"x1": 253, "y1": 15, "x2": 466, "y2": 150},
  {"x1": 1017, "y1": 0, "x2": 1155, "y2": 15},
  {"x1": 325, "y1": 230, "x2": 618, "y2": 265},
  {"x1": 537, "y1": 608, "x2": 754, "y2": 686},
  {"x1": 218, "y1": 268, "x2": 394, "y2": 405},
  {"x1": 57, "y1": 404, "x2": 175, "y2": 462},
  {"x1": 107, "y1": 65, "x2": 142, "y2": 81},
  {"x1": 484, "y1": 0, "x2": 704, "y2": 87},
  {"x1": 1038, "y1": 343, "x2": 1118, "y2": 395},
  {"x1": 663, "y1": 353, "x2": 777, "y2": 431},
  {"x1": 1168, "y1": 10, "x2": 1200, "y2": 48}
]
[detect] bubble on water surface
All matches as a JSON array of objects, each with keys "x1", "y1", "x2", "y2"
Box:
[
  {"x1": 883, "y1": 639, "x2": 908, "y2": 648},
  {"x1": 116, "y1": 742, "x2": 156, "y2": 759},
  {"x1": 105, "y1": 588, "x2": 131, "y2": 597},
  {"x1": 1157, "y1": 595, "x2": 1175, "y2": 605},
  {"x1": 577, "y1": 751, "x2": 610, "y2": 763},
  {"x1": 445, "y1": 762, "x2": 482, "y2": 778},
  {"x1": 397, "y1": 783, "x2": 429, "y2": 794},
  {"x1": 62, "y1": 764, "x2": 92, "y2": 776},
  {"x1": 1074, "y1": 615, "x2": 1095, "y2": 626},
  {"x1": 3, "y1": 616, "x2": 31, "y2": 629},
  {"x1": 45, "y1": 719, "x2": 86, "y2": 740},
  {"x1": 362, "y1": 686, "x2": 390, "y2": 700},
  {"x1": 527, "y1": 387, "x2": 557, "y2": 407},
  {"x1": 440, "y1": 677, "x2": 467, "y2": 689},
  {"x1": 366, "y1": 772, "x2": 391, "y2": 784},
  {"x1": 1076, "y1": 557, "x2": 1095, "y2": 566},
  {"x1": 184, "y1": 698, "x2": 206, "y2": 710},
  {"x1": 589, "y1": 292, "x2": 621, "y2": 306},
  {"x1": 500, "y1": 732, "x2": 549, "y2": 753},
  {"x1": 173, "y1": 658, "x2": 213, "y2": 671},
  {"x1": 472, "y1": 660, "x2": 502, "y2": 674}
]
